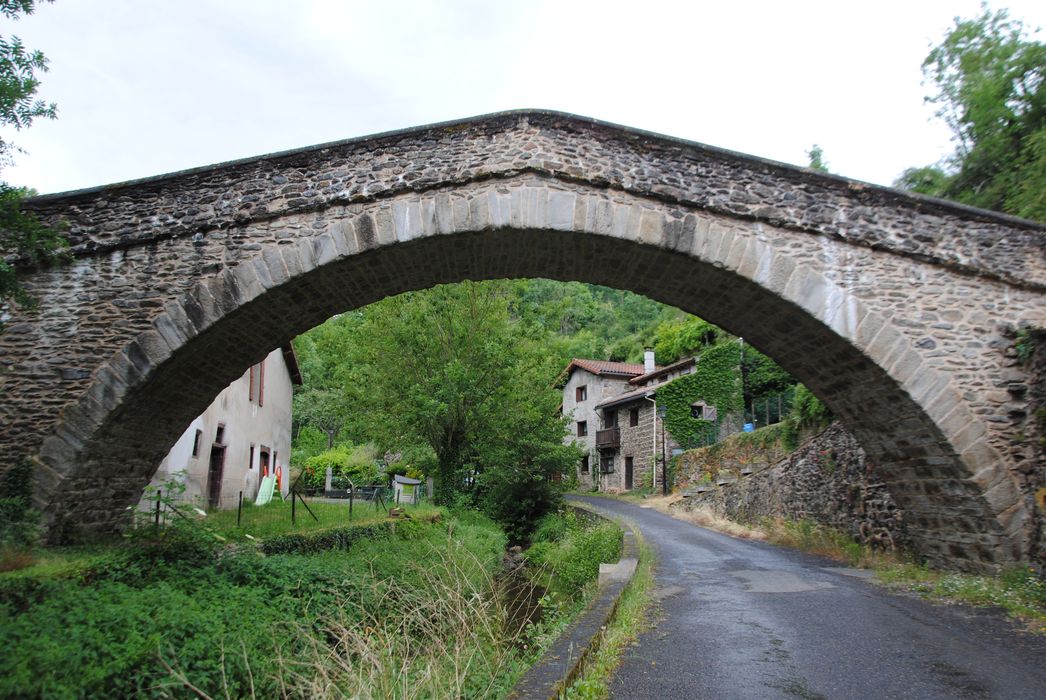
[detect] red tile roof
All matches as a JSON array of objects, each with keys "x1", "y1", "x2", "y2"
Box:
[
  {"x1": 628, "y1": 356, "x2": 696, "y2": 385},
  {"x1": 564, "y1": 358, "x2": 650, "y2": 378}
]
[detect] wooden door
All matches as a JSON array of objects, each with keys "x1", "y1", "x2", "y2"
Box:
[{"x1": 625, "y1": 457, "x2": 634, "y2": 490}]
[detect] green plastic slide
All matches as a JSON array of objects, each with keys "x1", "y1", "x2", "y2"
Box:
[{"x1": 255, "y1": 475, "x2": 276, "y2": 506}]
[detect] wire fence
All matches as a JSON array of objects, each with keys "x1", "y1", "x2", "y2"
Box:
[
  {"x1": 139, "y1": 484, "x2": 433, "y2": 539},
  {"x1": 743, "y1": 387, "x2": 796, "y2": 430}
]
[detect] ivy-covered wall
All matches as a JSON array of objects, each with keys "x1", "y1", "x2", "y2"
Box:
[{"x1": 657, "y1": 343, "x2": 744, "y2": 450}]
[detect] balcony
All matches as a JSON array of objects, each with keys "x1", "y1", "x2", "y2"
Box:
[{"x1": 595, "y1": 426, "x2": 620, "y2": 449}]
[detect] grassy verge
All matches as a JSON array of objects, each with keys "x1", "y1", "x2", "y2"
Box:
[
  {"x1": 563, "y1": 522, "x2": 655, "y2": 699},
  {"x1": 526, "y1": 509, "x2": 623, "y2": 600}
]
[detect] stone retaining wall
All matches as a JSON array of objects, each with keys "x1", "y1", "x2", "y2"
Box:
[{"x1": 676, "y1": 421, "x2": 910, "y2": 551}]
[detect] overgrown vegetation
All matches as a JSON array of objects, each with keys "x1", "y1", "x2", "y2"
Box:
[
  {"x1": 0, "y1": 457, "x2": 40, "y2": 571},
  {"x1": 0, "y1": 0, "x2": 68, "y2": 330},
  {"x1": 564, "y1": 524, "x2": 654, "y2": 700},
  {"x1": 0, "y1": 510, "x2": 555, "y2": 698},
  {"x1": 526, "y1": 509, "x2": 623, "y2": 598}
]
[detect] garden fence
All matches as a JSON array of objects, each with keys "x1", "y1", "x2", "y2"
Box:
[{"x1": 139, "y1": 483, "x2": 431, "y2": 538}]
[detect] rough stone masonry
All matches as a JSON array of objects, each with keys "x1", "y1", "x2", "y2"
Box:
[{"x1": 1, "y1": 110, "x2": 1043, "y2": 571}]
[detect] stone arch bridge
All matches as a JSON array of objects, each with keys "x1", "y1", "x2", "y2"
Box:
[{"x1": 2, "y1": 111, "x2": 1043, "y2": 571}]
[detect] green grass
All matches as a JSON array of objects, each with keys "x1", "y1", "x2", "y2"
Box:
[
  {"x1": 0, "y1": 510, "x2": 524, "y2": 699},
  {"x1": 0, "y1": 546, "x2": 115, "y2": 580},
  {"x1": 196, "y1": 496, "x2": 441, "y2": 540},
  {"x1": 564, "y1": 523, "x2": 655, "y2": 699},
  {"x1": 875, "y1": 562, "x2": 1046, "y2": 633},
  {"x1": 526, "y1": 509, "x2": 623, "y2": 598}
]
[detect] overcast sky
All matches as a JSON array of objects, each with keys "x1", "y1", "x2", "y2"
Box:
[{"x1": 2, "y1": 0, "x2": 1044, "y2": 195}]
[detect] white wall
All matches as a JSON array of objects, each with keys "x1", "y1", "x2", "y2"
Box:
[{"x1": 139, "y1": 347, "x2": 296, "y2": 511}]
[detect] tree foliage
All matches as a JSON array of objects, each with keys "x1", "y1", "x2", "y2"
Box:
[
  {"x1": 0, "y1": 0, "x2": 65, "y2": 328},
  {"x1": 652, "y1": 316, "x2": 721, "y2": 365},
  {"x1": 294, "y1": 281, "x2": 581, "y2": 537},
  {"x1": 896, "y1": 5, "x2": 1046, "y2": 221}
]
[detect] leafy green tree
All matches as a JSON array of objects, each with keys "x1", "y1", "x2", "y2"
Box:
[
  {"x1": 652, "y1": 317, "x2": 721, "y2": 364},
  {"x1": 292, "y1": 312, "x2": 365, "y2": 447},
  {"x1": 0, "y1": 0, "x2": 65, "y2": 329},
  {"x1": 337, "y1": 281, "x2": 580, "y2": 531},
  {"x1": 897, "y1": 5, "x2": 1046, "y2": 221}
]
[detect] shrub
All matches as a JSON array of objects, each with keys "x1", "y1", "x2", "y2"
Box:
[
  {"x1": 478, "y1": 467, "x2": 562, "y2": 544},
  {"x1": 300, "y1": 444, "x2": 382, "y2": 491},
  {"x1": 527, "y1": 510, "x2": 622, "y2": 597},
  {"x1": 260, "y1": 521, "x2": 393, "y2": 555},
  {"x1": 0, "y1": 458, "x2": 40, "y2": 547}
]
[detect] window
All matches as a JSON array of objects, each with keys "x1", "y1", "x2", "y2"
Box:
[
  {"x1": 691, "y1": 401, "x2": 717, "y2": 421},
  {"x1": 600, "y1": 454, "x2": 615, "y2": 473},
  {"x1": 577, "y1": 421, "x2": 588, "y2": 437},
  {"x1": 215, "y1": 423, "x2": 225, "y2": 445},
  {"x1": 191, "y1": 429, "x2": 203, "y2": 458},
  {"x1": 580, "y1": 455, "x2": 590, "y2": 474},
  {"x1": 629, "y1": 408, "x2": 639, "y2": 427},
  {"x1": 249, "y1": 444, "x2": 255, "y2": 470},
  {"x1": 248, "y1": 359, "x2": 266, "y2": 406},
  {"x1": 576, "y1": 385, "x2": 587, "y2": 402},
  {"x1": 258, "y1": 358, "x2": 265, "y2": 406},
  {"x1": 604, "y1": 410, "x2": 617, "y2": 428}
]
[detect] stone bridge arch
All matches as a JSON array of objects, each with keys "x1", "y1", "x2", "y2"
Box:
[{"x1": 2, "y1": 111, "x2": 1043, "y2": 571}]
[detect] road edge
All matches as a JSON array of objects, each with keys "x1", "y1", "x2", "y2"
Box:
[{"x1": 505, "y1": 500, "x2": 639, "y2": 700}]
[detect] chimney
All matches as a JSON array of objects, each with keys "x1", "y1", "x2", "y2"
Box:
[{"x1": 644, "y1": 348, "x2": 656, "y2": 373}]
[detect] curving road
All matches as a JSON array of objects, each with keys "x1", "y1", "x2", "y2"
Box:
[{"x1": 570, "y1": 495, "x2": 1046, "y2": 700}]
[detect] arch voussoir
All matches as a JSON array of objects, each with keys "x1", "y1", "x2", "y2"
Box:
[{"x1": 2, "y1": 111, "x2": 1041, "y2": 570}]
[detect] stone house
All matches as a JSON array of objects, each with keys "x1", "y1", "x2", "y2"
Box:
[
  {"x1": 561, "y1": 351, "x2": 697, "y2": 492},
  {"x1": 139, "y1": 346, "x2": 302, "y2": 511}
]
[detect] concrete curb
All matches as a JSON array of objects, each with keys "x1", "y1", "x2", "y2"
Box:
[{"x1": 506, "y1": 503, "x2": 639, "y2": 700}]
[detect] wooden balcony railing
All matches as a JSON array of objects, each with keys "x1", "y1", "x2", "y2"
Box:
[{"x1": 595, "y1": 426, "x2": 620, "y2": 449}]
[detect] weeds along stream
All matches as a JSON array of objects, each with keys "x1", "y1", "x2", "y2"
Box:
[{"x1": 0, "y1": 506, "x2": 624, "y2": 699}]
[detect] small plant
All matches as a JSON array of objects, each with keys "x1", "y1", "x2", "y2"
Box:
[
  {"x1": 0, "y1": 458, "x2": 41, "y2": 571},
  {"x1": 1014, "y1": 328, "x2": 1038, "y2": 365}
]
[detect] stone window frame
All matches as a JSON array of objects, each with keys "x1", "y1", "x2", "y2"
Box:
[
  {"x1": 577, "y1": 420, "x2": 587, "y2": 437},
  {"x1": 576, "y1": 385, "x2": 587, "y2": 402},
  {"x1": 629, "y1": 407, "x2": 640, "y2": 427}
]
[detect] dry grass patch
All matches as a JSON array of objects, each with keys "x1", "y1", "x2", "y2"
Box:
[{"x1": 674, "y1": 505, "x2": 768, "y2": 540}]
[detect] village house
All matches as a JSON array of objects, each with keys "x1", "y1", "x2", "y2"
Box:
[
  {"x1": 139, "y1": 346, "x2": 302, "y2": 511},
  {"x1": 561, "y1": 350, "x2": 697, "y2": 492}
]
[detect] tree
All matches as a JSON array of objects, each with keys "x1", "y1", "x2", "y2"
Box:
[
  {"x1": 0, "y1": 0, "x2": 64, "y2": 329},
  {"x1": 336, "y1": 281, "x2": 580, "y2": 534},
  {"x1": 896, "y1": 5, "x2": 1046, "y2": 221}
]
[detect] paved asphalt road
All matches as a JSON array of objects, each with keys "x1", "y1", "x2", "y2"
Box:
[{"x1": 570, "y1": 495, "x2": 1046, "y2": 700}]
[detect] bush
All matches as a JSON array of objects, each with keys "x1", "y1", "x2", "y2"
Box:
[
  {"x1": 527, "y1": 510, "x2": 622, "y2": 597},
  {"x1": 299, "y1": 444, "x2": 381, "y2": 491},
  {"x1": 477, "y1": 467, "x2": 562, "y2": 544},
  {"x1": 260, "y1": 521, "x2": 393, "y2": 555}
]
